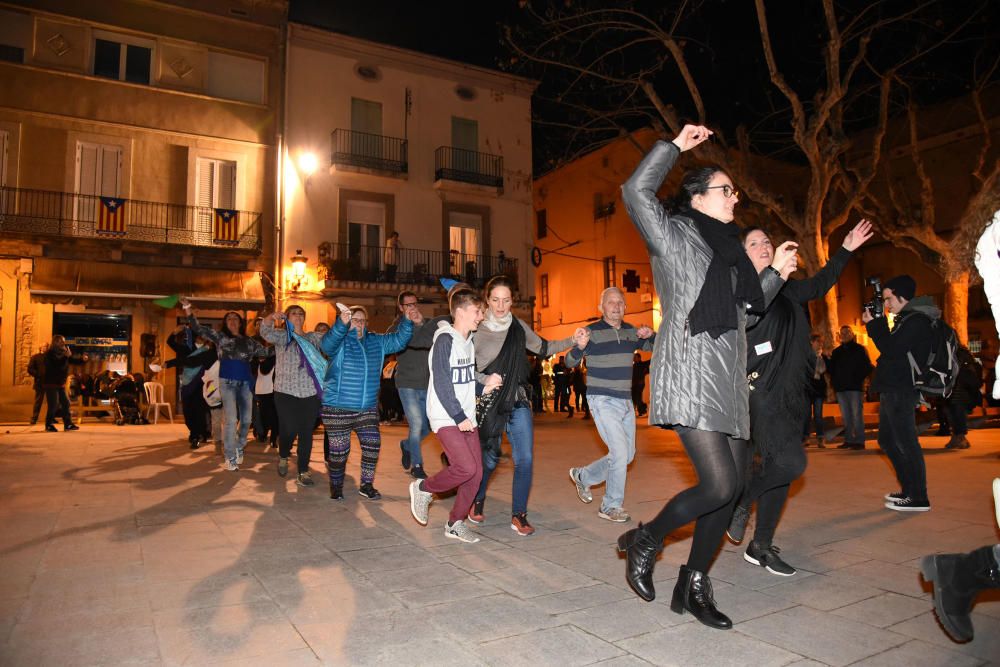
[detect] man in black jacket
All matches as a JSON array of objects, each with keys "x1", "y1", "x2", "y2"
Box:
[
  {"x1": 27, "y1": 345, "x2": 48, "y2": 424},
  {"x1": 829, "y1": 326, "x2": 873, "y2": 450},
  {"x1": 863, "y1": 274, "x2": 934, "y2": 512},
  {"x1": 42, "y1": 335, "x2": 87, "y2": 432}
]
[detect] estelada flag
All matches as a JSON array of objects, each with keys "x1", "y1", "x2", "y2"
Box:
[
  {"x1": 97, "y1": 197, "x2": 126, "y2": 235},
  {"x1": 213, "y1": 208, "x2": 239, "y2": 244}
]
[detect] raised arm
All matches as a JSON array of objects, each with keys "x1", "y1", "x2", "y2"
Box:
[
  {"x1": 782, "y1": 246, "x2": 853, "y2": 304},
  {"x1": 622, "y1": 125, "x2": 714, "y2": 258},
  {"x1": 380, "y1": 317, "x2": 413, "y2": 355},
  {"x1": 321, "y1": 317, "x2": 350, "y2": 356},
  {"x1": 259, "y1": 315, "x2": 290, "y2": 347}
]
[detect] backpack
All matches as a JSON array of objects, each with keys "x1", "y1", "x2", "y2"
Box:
[{"x1": 906, "y1": 315, "x2": 959, "y2": 398}]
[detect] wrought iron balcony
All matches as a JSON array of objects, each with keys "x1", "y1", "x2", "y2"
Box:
[
  {"x1": 331, "y1": 129, "x2": 408, "y2": 174},
  {"x1": 318, "y1": 241, "x2": 517, "y2": 290},
  {"x1": 434, "y1": 146, "x2": 503, "y2": 190},
  {"x1": 0, "y1": 186, "x2": 262, "y2": 251}
]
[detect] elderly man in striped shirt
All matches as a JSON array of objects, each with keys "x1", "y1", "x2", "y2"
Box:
[{"x1": 568, "y1": 287, "x2": 655, "y2": 522}]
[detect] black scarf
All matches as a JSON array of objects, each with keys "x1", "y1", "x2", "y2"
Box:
[
  {"x1": 685, "y1": 207, "x2": 765, "y2": 339},
  {"x1": 478, "y1": 323, "x2": 528, "y2": 450}
]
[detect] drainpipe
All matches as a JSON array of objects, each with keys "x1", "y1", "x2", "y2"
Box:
[{"x1": 274, "y1": 19, "x2": 289, "y2": 310}]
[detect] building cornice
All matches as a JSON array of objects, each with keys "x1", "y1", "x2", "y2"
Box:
[{"x1": 289, "y1": 23, "x2": 538, "y2": 98}]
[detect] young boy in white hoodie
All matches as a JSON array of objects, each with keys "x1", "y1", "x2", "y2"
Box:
[{"x1": 409, "y1": 290, "x2": 501, "y2": 543}]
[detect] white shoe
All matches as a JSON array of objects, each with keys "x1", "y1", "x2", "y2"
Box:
[
  {"x1": 444, "y1": 519, "x2": 480, "y2": 543},
  {"x1": 224, "y1": 460, "x2": 239, "y2": 472},
  {"x1": 409, "y1": 480, "x2": 432, "y2": 526},
  {"x1": 236, "y1": 449, "x2": 245, "y2": 465}
]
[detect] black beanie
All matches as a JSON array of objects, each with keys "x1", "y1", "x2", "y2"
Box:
[{"x1": 884, "y1": 274, "x2": 916, "y2": 301}]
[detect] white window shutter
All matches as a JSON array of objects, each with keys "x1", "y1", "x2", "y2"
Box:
[
  {"x1": 197, "y1": 158, "x2": 215, "y2": 208},
  {"x1": 218, "y1": 161, "x2": 236, "y2": 209},
  {"x1": 77, "y1": 143, "x2": 99, "y2": 196},
  {"x1": 99, "y1": 146, "x2": 121, "y2": 197}
]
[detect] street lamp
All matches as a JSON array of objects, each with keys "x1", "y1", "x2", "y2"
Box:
[
  {"x1": 298, "y1": 152, "x2": 318, "y2": 187},
  {"x1": 290, "y1": 249, "x2": 308, "y2": 291}
]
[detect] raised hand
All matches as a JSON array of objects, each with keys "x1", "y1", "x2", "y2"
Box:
[
  {"x1": 842, "y1": 219, "x2": 874, "y2": 252},
  {"x1": 179, "y1": 297, "x2": 192, "y2": 311},
  {"x1": 636, "y1": 325, "x2": 654, "y2": 339},
  {"x1": 672, "y1": 124, "x2": 714, "y2": 153},
  {"x1": 771, "y1": 241, "x2": 799, "y2": 280}
]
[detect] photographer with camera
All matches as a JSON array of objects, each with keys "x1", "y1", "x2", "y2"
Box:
[{"x1": 863, "y1": 274, "x2": 936, "y2": 512}]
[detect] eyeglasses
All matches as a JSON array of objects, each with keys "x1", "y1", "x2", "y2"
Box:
[
  {"x1": 351, "y1": 317, "x2": 367, "y2": 324},
  {"x1": 704, "y1": 185, "x2": 739, "y2": 198},
  {"x1": 401, "y1": 302, "x2": 418, "y2": 308}
]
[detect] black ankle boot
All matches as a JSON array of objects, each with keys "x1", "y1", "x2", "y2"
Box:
[
  {"x1": 616, "y1": 522, "x2": 661, "y2": 601},
  {"x1": 921, "y1": 545, "x2": 1000, "y2": 642},
  {"x1": 670, "y1": 565, "x2": 733, "y2": 629},
  {"x1": 329, "y1": 483, "x2": 343, "y2": 500}
]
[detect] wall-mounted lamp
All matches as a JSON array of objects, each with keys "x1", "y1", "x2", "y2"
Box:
[
  {"x1": 299, "y1": 152, "x2": 318, "y2": 187},
  {"x1": 289, "y1": 249, "x2": 309, "y2": 291}
]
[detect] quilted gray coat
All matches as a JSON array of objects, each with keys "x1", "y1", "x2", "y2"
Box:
[{"x1": 622, "y1": 140, "x2": 783, "y2": 439}]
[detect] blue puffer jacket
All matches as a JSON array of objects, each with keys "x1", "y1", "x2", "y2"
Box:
[{"x1": 321, "y1": 316, "x2": 413, "y2": 410}]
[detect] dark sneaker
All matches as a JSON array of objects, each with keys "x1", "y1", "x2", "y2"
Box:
[
  {"x1": 884, "y1": 491, "x2": 906, "y2": 503},
  {"x1": 410, "y1": 465, "x2": 427, "y2": 480},
  {"x1": 444, "y1": 519, "x2": 480, "y2": 543},
  {"x1": 569, "y1": 467, "x2": 593, "y2": 503},
  {"x1": 296, "y1": 471, "x2": 314, "y2": 487},
  {"x1": 744, "y1": 541, "x2": 796, "y2": 576},
  {"x1": 277, "y1": 458, "x2": 289, "y2": 477},
  {"x1": 45, "y1": 425, "x2": 58, "y2": 432},
  {"x1": 358, "y1": 483, "x2": 382, "y2": 500},
  {"x1": 511, "y1": 513, "x2": 535, "y2": 536},
  {"x1": 886, "y1": 497, "x2": 930, "y2": 512},
  {"x1": 330, "y1": 484, "x2": 343, "y2": 500},
  {"x1": 64, "y1": 424, "x2": 80, "y2": 431},
  {"x1": 409, "y1": 480, "x2": 432, "y2": 525},
  {"x1": 467, "y1": 498, "x2": 485, "y2": 524},
  {"x1": 400, "y1": 441, "x2": 411, "y2": 470},
  {"x1": 727, "y1": 505, "x2": 750, "y2": 544},
  {"x1": 189, "y1": 437, "x2": 201, "y2": 450}
]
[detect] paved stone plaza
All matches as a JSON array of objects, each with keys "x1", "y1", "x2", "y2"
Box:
[{"x1": 0, "y1": 414, "x2": 998, "y2": 666}]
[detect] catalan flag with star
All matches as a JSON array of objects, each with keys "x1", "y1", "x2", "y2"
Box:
[
  {"x1": 97, "y1": 197, "x2": 127, "y2": 235},
  {"x1": 213, "y1": 208, "x2": 240, "y2": 245}
]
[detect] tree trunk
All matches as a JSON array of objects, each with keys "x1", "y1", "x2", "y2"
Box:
[{"x1": 943, "y1": 271, "x2": 969, "y2": 345}]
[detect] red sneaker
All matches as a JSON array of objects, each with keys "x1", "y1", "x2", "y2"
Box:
[
  {"x1": 467, "y1": 498, "x2": 485, "y2": 524},
  {"x1": 511, "y1": 513, "x2": 535, "y2": 536}
]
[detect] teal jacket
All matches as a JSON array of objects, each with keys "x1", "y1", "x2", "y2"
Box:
[{"x1": 321, "y1": 317, "x2": 413, "y2": 410}]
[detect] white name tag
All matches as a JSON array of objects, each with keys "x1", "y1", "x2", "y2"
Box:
[{"x1": 754, "y1": 341, "x2": 773, "y2": 356}]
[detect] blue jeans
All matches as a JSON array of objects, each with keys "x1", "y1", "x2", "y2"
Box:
[
  {"x1": 220, "y1": 379, "x2": 253, "y2": 464},
  {"x1": 579, "y1": 395, "x2": 636, "y2": 511},
  {"x1": 476, "y1": 404, "x2": 533, "y2": 515},
  {"x1": 803, "y1": 396, "x2": 825, "y2": 439},
  {"x1": 398, "y1": 387, "x2": 430, "y2": 467},
  {"x1": 836, "y1": 390, "x2": 865, "y2": 444}
]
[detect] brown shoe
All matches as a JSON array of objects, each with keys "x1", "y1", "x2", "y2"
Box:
[{"x1": 511, "y1": 513, "x2": 535, "y2": 536}]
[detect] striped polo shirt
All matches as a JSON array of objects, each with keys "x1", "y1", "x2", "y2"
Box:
[{"x1": 566, "y1": 320, "x2": 654, "y2": 399}]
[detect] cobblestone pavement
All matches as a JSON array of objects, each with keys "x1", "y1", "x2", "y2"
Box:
[{"x1": 0, "y1": 414, "x2": 998, "y2": 666}]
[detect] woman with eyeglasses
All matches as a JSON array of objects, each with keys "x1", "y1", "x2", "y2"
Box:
[
  {"x1": 616, "y1": 125, "x2": 797, "y2": 629},
  {"x1": 320, "y1": 305, "x2": 415, "y2": 500},
  {"x1": 727, "y1": 220, "x2": 872, "y2": 579}
]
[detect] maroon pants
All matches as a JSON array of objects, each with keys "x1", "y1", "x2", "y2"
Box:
[{"x1": 423, "y1": 426, "x2": 483, "y2": 523}]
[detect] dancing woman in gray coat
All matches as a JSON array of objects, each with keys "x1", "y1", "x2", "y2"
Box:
[{"x1": 616, "y1": 125, "x2": 797, "y2": 629}]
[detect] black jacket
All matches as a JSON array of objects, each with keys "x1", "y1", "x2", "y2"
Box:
[
  {"x1": 42, "y1": 348, "x2": 85, "y2": 386},
  {"x1": 828, "y1": 341, "x2": 873, "y2": 392},
  {"x1": 27, "y1": 353, "x2": 45, "y2": 388},
  {"x1": 866, "y1": 296, "x2": 937, "y2": 393}
]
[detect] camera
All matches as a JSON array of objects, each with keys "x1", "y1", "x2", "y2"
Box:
[{"x1": 863, "y1": 276, "x2": 883, "y2": 318}]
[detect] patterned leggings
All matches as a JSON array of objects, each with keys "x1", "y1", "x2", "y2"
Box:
[{"x1": 322, "y1": 406, "x2": 381, "y2": 489}]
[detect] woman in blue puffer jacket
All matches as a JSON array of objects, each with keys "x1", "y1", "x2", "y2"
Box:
[{"x1": 321, "y1": 304, "x2": 413, "y2": 500}]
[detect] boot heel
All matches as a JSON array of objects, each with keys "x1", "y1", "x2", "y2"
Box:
[{"x1": 670, "y1": 587, "x2": 685, "y2": 614}]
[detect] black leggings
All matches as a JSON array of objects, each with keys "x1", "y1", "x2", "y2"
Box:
[
  {"x1": 274, "y1": 392, "x2": 320, "y2": 473},
  {"x1": 741, "y1": 445, "x2": 807, "y2": 546},
  {"x1": 645, "y1": 426, "x2": 748, "y2": 572}
]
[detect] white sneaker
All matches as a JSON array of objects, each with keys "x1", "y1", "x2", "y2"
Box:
[
  {"x1": 236, "y1": 449, "x2": 245, "y2": 465},
  {"x1": 598, "y1": 507, "x2": 631, "y2": 523},
  {"x1": 569, "y1": 468, "x2": 592, "y2": 504},
  {"x1": 444, "y1": 519, "x2": 480, "y2": 543},
  {"x1": 409, "y1": 480, "x2": 432, "y2": 526},
  {"x1": 224, "y1": 459, "x2": 239, "y2": 472}
]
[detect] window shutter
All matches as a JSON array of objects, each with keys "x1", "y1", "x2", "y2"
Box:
[
  {"x1": 197, "y1": 158, "x2": 215, "y2": 208},
  {"x1": 77, "y1": 143, "x2": 99, "y2": 196},
  {"x1": 218, "y1": 161, "x2": 236, "y2": 209},
  {"x1": 99, "y1": 146, "x2": 121, "y2": 197},
  {"x1": 0, "y1": 130, "x2": 8, "y2": 187}
]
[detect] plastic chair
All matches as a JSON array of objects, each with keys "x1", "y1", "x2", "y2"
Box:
[{"x1": 144, "y1": 382, "x2": 173, "y2": 424}]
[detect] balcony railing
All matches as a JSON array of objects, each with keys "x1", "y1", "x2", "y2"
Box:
[
  {"x1": 319, "y1": 241, "x2": 517, "y2": 290},
  {"x1": 331, "y1": 129, "x2": 408, "y2": 174},
  {"x1": 434, "y1": 146, "x2": 503, "y2": 190},
  {"x1": 0, "y1": 186, "x2": 262, "y2": 251}
]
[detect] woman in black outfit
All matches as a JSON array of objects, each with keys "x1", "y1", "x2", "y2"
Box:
[
  {"x1": 619, "y1": 124, "x2": 796, "y2": 629},
  {"x1": 727, "y1": 220, "x2": 872, "y2": 576}
]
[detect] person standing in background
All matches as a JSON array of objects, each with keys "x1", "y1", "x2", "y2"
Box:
[
  {"x1": 27, "y1": 344, "x2": 48, "y2": 425},
  {"x1": 803, "y1": 334, "x2": 829, "y2": 448},
  {"x1": 384, "y1": 231, "x2": 400, "y2": 283},
  {"x1": 631, "y1": 351, "x2": 649, "y2": 417},
  {"x1": 828, "y1": 325, "x2": 872, "y2": 450}
]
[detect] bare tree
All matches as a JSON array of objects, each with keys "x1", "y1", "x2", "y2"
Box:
[
  {"x1": 507, "y1": 0, "x2": 993, "y2": 342},
  {"x1": 865, "y1": 76, "x2": 1000, "y2": 344}
]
